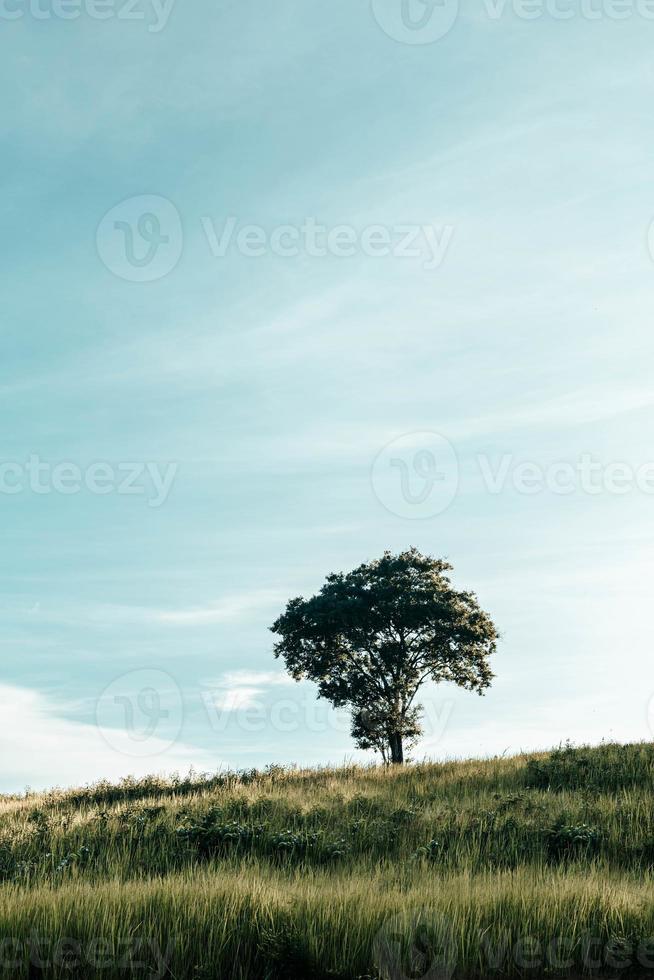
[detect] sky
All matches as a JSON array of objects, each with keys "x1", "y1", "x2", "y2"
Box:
[{"x1": 2, "y1": 0, "x2": 654, "y2": 793}]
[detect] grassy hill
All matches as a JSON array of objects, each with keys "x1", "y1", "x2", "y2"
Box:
[{"x1": 3, "y1": 741, "x2": 654, "y2": 978}]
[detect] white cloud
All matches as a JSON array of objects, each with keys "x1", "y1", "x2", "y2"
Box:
[
  {"x1": 0, "y1": 591, "x2": 285, "y2": 630},
  {"x1": 452, "y1": 385, "x2": 654, "y2": 440},
  {"x1": 217, "y1": 670, "x2": 295, "y2": 688},
  {"x1": 204, "y1": 670, "x2": 295, "y2": 713},
  {"x1": 212, "y1": 687, "x2": 263, "y2": 712},
  {"x1": 0, "y1": 684, "x2": 217, "y2": 795},
  {"x1": 155, "y1": 591, "x2": 285, "y2": 625}
]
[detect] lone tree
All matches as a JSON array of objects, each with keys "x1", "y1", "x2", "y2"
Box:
[{"x1": 271, "y1": 548, "x2": 498, "y2": 764}]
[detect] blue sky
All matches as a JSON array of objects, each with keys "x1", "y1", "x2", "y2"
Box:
[{"x1": 2, "y1": 0, "x2": 654, "y2": 792}]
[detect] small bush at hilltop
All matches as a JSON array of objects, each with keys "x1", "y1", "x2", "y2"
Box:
[
  {"x1": 525, "y1": 740, "x2": 654, "y2": 791},
  {"x1": 2, "y1": 743, "x2": 654, "y2": 978}
]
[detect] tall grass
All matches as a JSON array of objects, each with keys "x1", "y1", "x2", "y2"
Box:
[{"x1": 2, "y1": 742, "x2": 654, "y2": 978}]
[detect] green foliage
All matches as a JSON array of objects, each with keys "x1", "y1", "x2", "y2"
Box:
[
  {"x1": 176, "y1": 811, "x2": 349, "y2": 864},
  {"x1": 176, "y1": 813, "x2": 266, "y2": 858},
  {"x1": 525, "y1": 740, "x2": 654, "y2": 791},
  {"x1": 413, "y1": 838, "x2": 442, "y2": 860},
  {"x1": 546, "y1": 819, "x2": 601, "y2": 862},
  {"x1": 271, "y1": 548, "x2": 498, "y2": 763}
]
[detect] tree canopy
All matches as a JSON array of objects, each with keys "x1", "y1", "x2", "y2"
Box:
[{"x1": 271, "y1": 548, "x2": 498, "y2": 763}]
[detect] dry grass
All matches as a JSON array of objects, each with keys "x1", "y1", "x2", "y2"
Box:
[{"x1": 2, "y1": 742, "x2": 654, "y2": 978}]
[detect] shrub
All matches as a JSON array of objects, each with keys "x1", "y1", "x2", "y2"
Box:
[
  {"x1": 525, "y1": 741, "x2": 654, "y2": 792},
  {"x1": 546, "y1": 819, "x2": 601, "y2": 861},
  {"x1": 413, "y1": 838, "x2": 441, "y2": 860}
]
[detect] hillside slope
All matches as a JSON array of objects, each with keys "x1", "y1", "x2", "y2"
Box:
[{"x1": 2, "y1": 742, "x2": 654, "y2": 978}]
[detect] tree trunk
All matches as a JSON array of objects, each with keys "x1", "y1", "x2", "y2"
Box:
[{"x1": 389, "y1": 732, "x2": 404, "y2": 765}]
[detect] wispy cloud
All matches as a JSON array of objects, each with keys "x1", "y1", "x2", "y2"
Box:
[
  {"x1": 217, "y1": 671, "x2": 295, "y2": 688},
  {"x1": 205, "y1": 670, "x2": 295, "y2": 713},
  {"x1": 156, "y1": 591, "x2": 286, "y2": 625},
  {"x1": 0, "y1": 684, "x2": 217, "y2": 795},
  {"x1": 212, "y1": 687, "x2": 262, "y2": 711},
  {"x1": 450, "y1": 386, "x2": 654, "y2": 440},
  {"x1": 0, "y1": 591, "x2": 285, "y2": 629}
]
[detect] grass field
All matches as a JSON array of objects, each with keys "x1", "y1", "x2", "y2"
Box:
[{"x1": 3, "y1": 741, "x2": 654, "y2": 978}]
